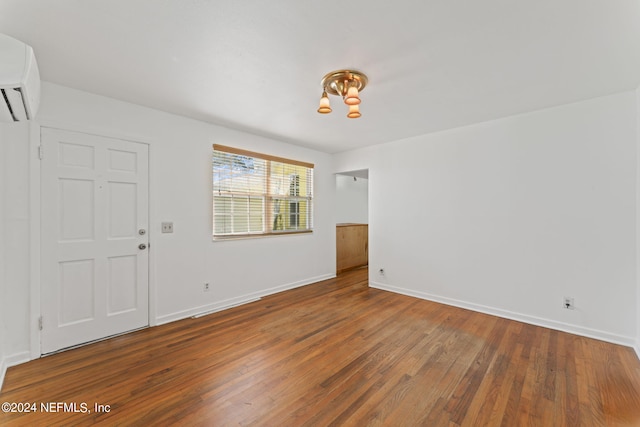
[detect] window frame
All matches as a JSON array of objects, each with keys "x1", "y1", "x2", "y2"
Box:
[{"x1": 212, "y1": 144, "x2": 314, "y2": 240}]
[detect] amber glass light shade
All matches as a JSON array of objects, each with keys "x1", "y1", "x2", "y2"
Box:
[
  {"x1": 317, "y1": 91, "x2": 332, "y2": 114},
  {"x1": 347, "y1": 104, "x2": 361, "y2": 119},
  {"x1": 344, "y1": 84, "x2": 361, "y2": 105}
]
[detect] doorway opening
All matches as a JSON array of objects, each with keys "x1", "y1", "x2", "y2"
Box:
[{"x1": 335, "y1": 169, "x2": 368, "y2": 275}]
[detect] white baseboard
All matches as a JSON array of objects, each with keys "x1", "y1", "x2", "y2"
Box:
[
  {"x1": 0, "y1": 352, "x2": 31, "y2": 392},
  {"x1": 370, "y1": 281, "x2": 636, "y2": 348},
  {"x1": 156, "y1": 273, "x2": 336, "y2": 326},
  {"x1": 634, "y1": 342, "x2": 640, "y2": 361}
]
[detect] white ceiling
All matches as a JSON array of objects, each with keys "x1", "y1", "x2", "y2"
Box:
[{"x1": 1, "y1": 1, "x2": 639, "y2": 153}]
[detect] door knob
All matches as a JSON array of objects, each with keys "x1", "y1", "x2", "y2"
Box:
[{"x1": 138, "y1": 243, "x2": 147, "y2": 250}]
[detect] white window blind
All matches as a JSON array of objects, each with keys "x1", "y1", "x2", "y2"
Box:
[{"x1": 213, "y1": 144, "x2": 314, "y2": 239}]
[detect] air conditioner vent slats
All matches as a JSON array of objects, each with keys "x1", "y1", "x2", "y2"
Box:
[
  {"x1": 0, "y1": 89, "x2": 14, "y2": 121},
  {"x1": 0, "y1": 87, "x2": 29, "y2": 122}
]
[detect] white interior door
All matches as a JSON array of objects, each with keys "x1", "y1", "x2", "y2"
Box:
[{"x1": 40, "y1": 128, "x2": 149, "y2": 354}]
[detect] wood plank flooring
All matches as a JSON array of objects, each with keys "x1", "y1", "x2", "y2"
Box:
[{"x1": 2, "y1": 268, "x2": 640, "y2": 426}]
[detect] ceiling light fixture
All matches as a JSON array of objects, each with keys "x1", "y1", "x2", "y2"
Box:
[{"x1": 317, "y1": 69, "x2": 368, "y2": 119}]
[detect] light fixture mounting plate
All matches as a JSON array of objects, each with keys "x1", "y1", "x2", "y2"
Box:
[{"x1": 321, "y1": 69, "x2": 368, "y2": 97}]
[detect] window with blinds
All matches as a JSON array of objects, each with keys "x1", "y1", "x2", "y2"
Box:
[{"x1": 212, "y1": 144, "x2": 314, "y2": 239}]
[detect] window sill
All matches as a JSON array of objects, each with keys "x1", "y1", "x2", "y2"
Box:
[{"x1": 212, "y1": 230, "x2": 313, "y2": 241}]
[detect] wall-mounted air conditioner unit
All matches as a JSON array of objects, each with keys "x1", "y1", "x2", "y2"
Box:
[{"x1": 0, "y1": 33, "x2": 40, "y2": 122}]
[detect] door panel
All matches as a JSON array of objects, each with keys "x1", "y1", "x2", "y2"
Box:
[
  {"x1": 108, "y1": 255, "x2": 137, "y2": 314},
  {"x1": 60, "y1": 178, "x2": 95, "y2": 240},
  {"x1": 108, "y1": 181, "x2": 137, "y2": 238},
  {"x1": 41, "y1": 128, "x2": 149, "y2": 354},
  {"x1": 59, "y1": 259, "x2": 95, "y2": 325}
]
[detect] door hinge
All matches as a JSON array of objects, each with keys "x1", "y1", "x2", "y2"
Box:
[
  {"x1": 38, "y1": 145, "x2": 43, "y2": 160},
  {"x1": 38, "y1": 316, "x2": 43, "y2": 331}
]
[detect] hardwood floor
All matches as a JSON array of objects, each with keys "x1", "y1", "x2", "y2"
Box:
[{"x1": 2, "y1": 267, "x2": 640, "y2": 426}]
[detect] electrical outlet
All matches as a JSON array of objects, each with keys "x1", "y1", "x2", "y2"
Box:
[
  {"x1": 162, "y1": 222, "x2": 174, "y2": 233},
  {"x1": 563, "y1": 297, "x2": 574, "y2": 310},
  {"x1": 204, "y1": 283, "x2": 210, "y2": 292}
]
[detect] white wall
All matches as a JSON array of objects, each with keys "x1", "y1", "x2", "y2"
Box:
[
  {"x1": 0, "y1": 124, "x2": 6, "y2": 386},
  {"x1": 335, "y1": 91, "x2": 638, "y2": 345},
  {"x1": 335, "y1": 175, "x2": 368, "y2": 224},
  {"x1": 636, "y1": 86, "x2": 640, "y2": 359},
  {"x1": 1, "y1": 122, "x2": 32, "y2": 385},
  {"x1": 1, "y1": 82, "x2": 335, "y2": 370}
]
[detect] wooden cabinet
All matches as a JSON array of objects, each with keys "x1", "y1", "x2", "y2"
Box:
[{"x1": 336, "y1": 223, "x2": 368, "y2": 274}]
